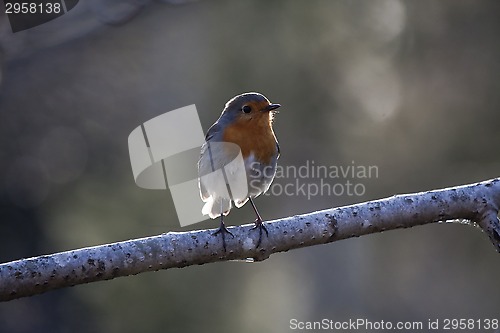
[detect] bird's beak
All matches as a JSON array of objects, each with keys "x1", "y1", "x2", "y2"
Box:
[{"x1": 264, "y1": 103, "x2": 281, "y2": 112}]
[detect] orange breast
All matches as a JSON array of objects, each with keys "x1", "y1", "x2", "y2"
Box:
[{"x1": 222, "y1": 116, "x2": 277, "y2": 165}]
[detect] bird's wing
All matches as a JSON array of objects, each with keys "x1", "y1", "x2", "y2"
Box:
[
  {"x1": 198, "y1": 122, "x2": 222, "y2": 201},
  {"x1": 199, "y1": 174, "x2": 210, "y2": 201},
  {"x1": 205, "y1": 122, "x2": 221, "y2": 141}
]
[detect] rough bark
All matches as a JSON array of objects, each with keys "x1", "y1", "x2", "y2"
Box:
[{"x1": 1, "y1": 178, "x2": 499, "y2": 302}]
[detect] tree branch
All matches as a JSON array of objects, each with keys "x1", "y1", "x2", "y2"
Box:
[{"x1": 1, "y1": 178, "x2": 499, "y2": 302}]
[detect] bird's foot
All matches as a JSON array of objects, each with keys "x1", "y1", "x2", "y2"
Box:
[
  {"x1": 250, "y1": 218, "x2": 269, "y2": 248},
  {"x1": 213, "y1": 223, "x2": 234, "y2": 252}
]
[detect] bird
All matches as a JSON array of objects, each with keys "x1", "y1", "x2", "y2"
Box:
[{"x1": 198, "y1": 92, "x2": 281, "y2": 250}]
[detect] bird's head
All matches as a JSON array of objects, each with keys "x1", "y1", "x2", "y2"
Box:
[{"x1": 221, "y1": 92, "x2": 281, "y2": 127}]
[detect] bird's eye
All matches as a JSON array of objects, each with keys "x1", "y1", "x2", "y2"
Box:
[{"x1": 242, "y1": 105, "x2": 252, "y2": 113}]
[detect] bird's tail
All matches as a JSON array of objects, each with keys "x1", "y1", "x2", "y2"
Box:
[{"x1": 202, "y1": 196, "x2": 232, "y2": 219}]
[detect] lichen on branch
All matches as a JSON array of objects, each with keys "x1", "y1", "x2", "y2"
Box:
[{"x1": 0, "y1": 178, "x2": 499, "y2": 302}]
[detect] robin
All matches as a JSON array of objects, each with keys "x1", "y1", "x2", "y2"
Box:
[{"x1": 198, "y1": 92, "x2": 281, "y2": 250}]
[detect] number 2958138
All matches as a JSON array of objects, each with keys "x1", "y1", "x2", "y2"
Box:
[{"x1": 5, "y1": 2, "x2": 62, "y2": 14}]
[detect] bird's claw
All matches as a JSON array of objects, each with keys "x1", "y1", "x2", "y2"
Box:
[
  {"x1": 250, "y1": 219, "x2": 268, "y2": 248},
  {"x1": 213, "y1": 224, "x2": 234, "y2": 252}
]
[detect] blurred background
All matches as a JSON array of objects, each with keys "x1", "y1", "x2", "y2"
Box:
[{"x1": 1, "y1": 0, "x2": 499, "y2": 332}]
